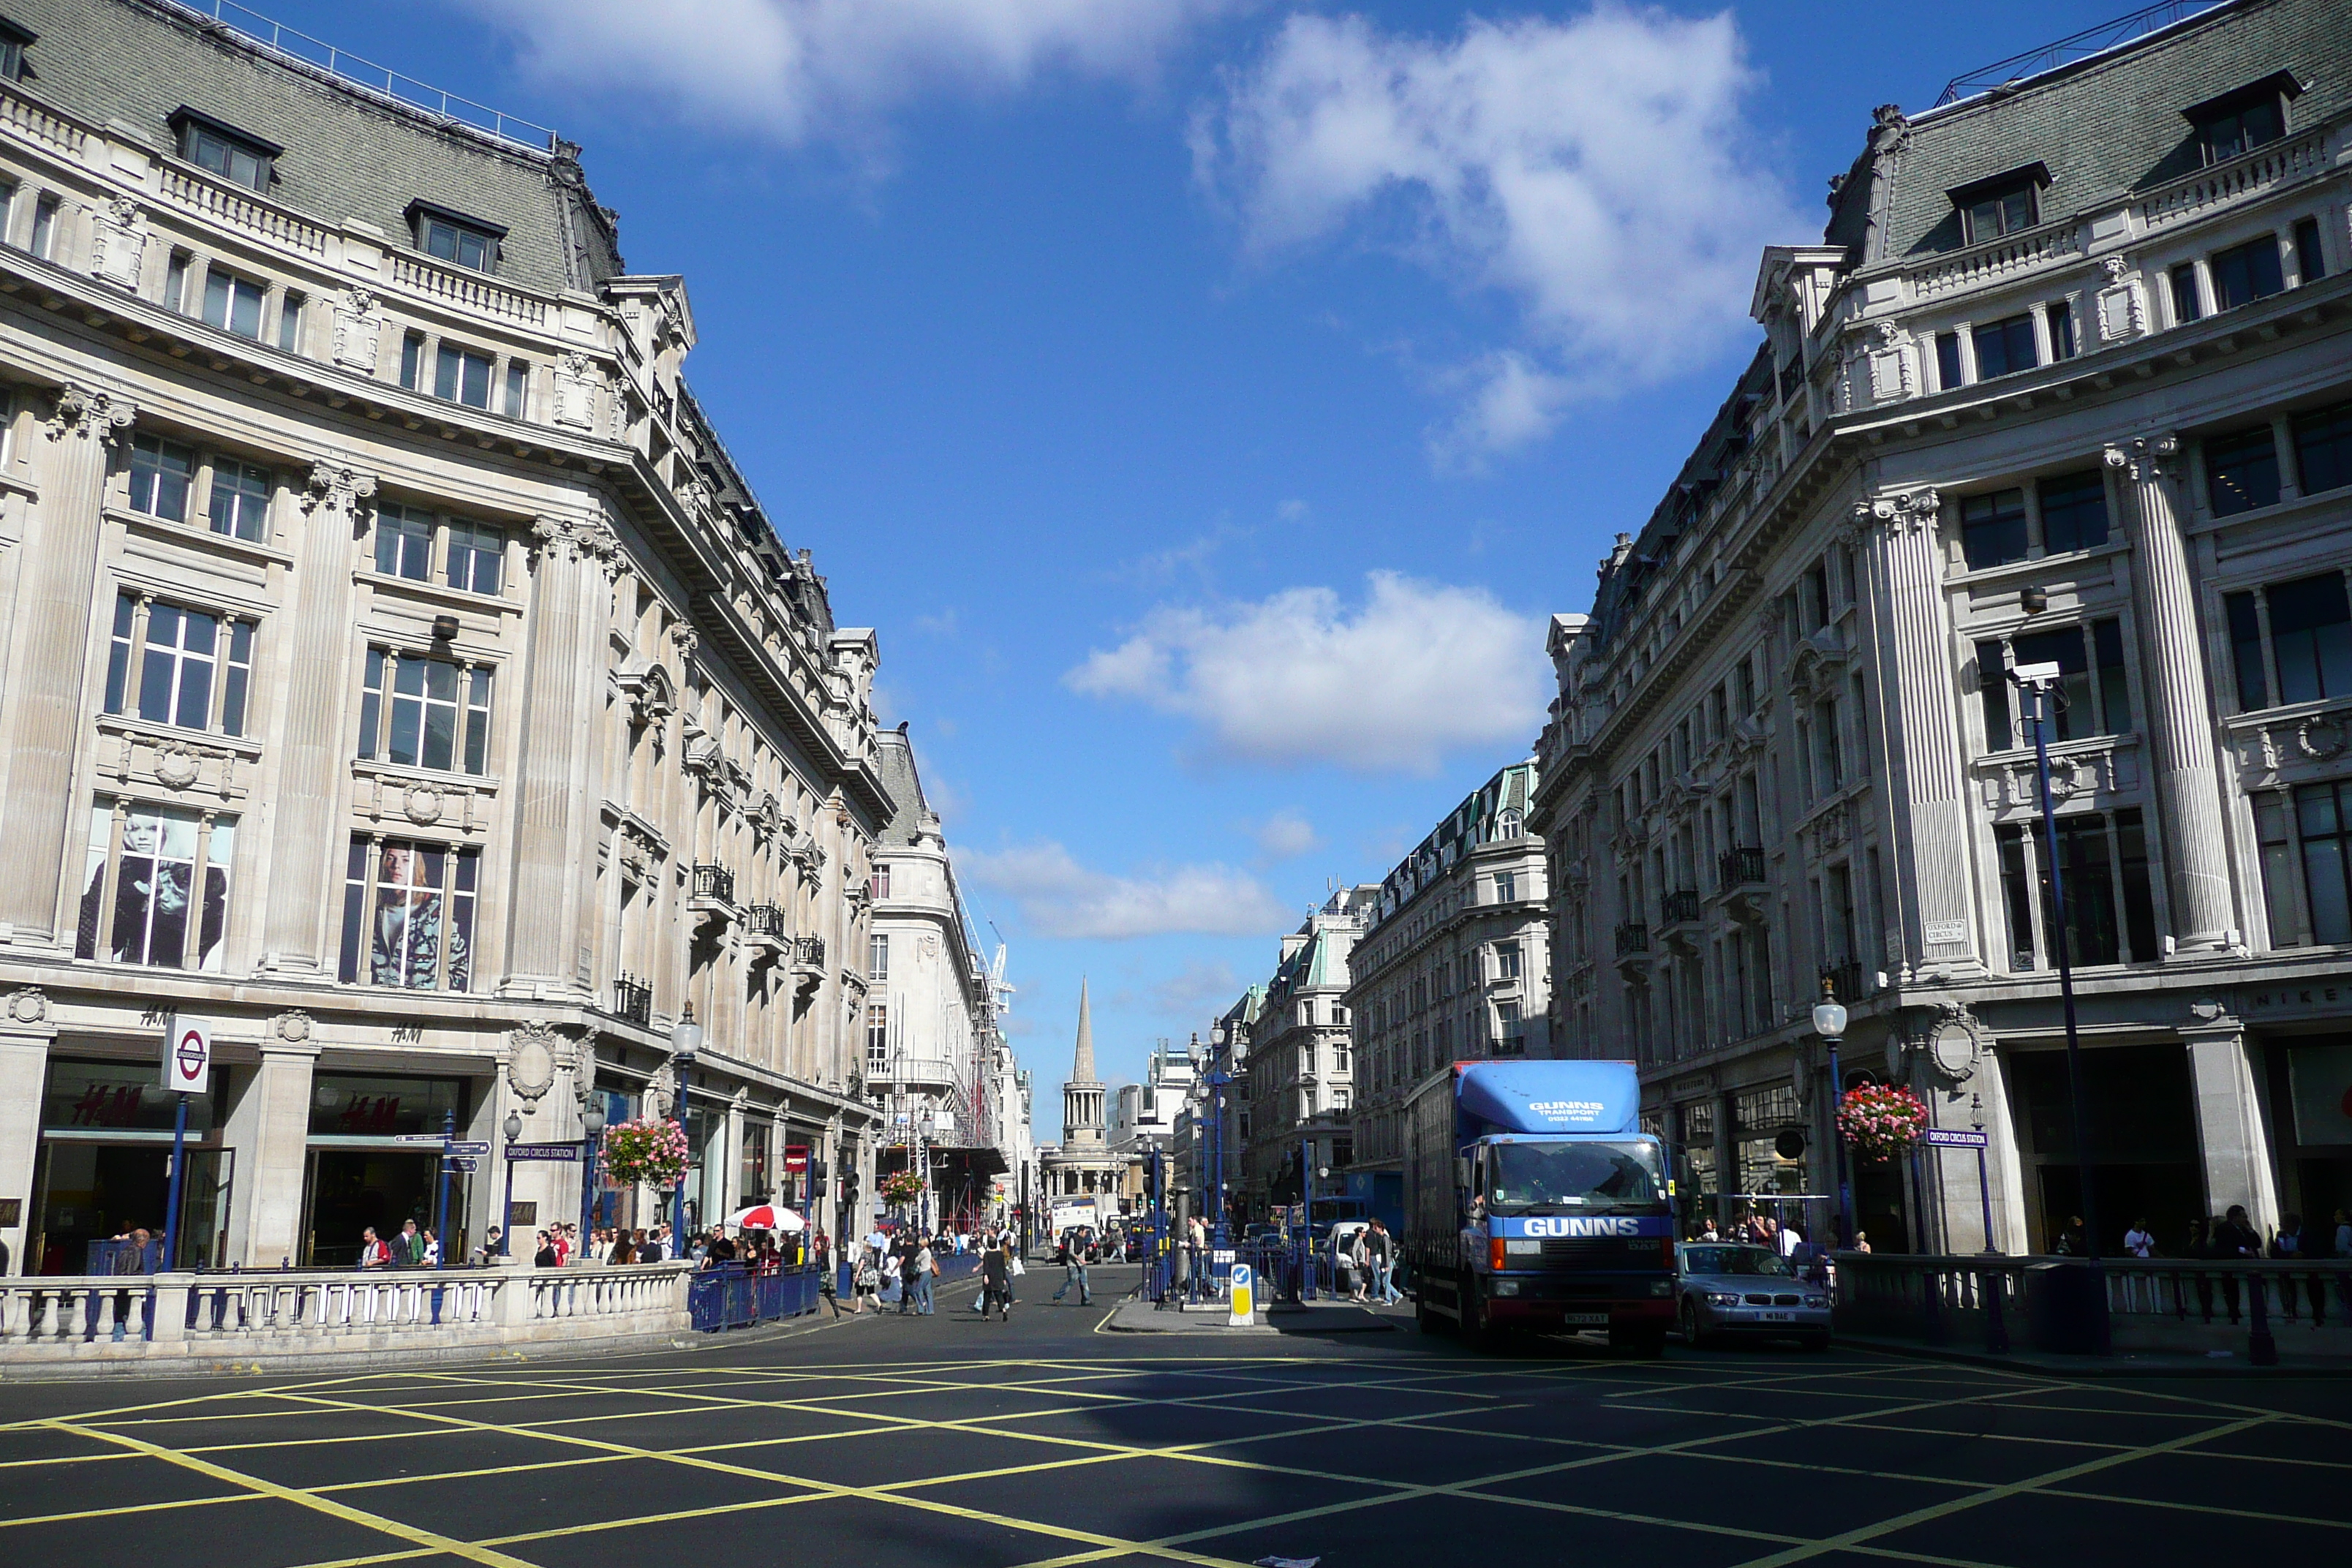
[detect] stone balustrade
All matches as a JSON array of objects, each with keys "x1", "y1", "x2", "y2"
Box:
[{"x1": 0, "y1": 1262, "x2": 691, "y2": 1366}]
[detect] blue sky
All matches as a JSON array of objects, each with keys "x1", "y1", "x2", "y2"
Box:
[{"x1": 256, "y1": 0, "x2": 2171, "y2": 1132}]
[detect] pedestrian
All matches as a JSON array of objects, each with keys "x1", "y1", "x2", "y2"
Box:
[
  {"x1": 1852, "y1": 1230, "x2": 1872, "y2": 1254},
  {"x1": 533, "y1": 1230, "x2": 557, "y2": 1267},
  {"x1": 397, "y1": 1218, "x2": 425, "y2": 1266},
  {"x1": 552, "y1": 1224, "x2": 573, "y2": 1266},
  {"x1": 706, "y1": 1225, "x2": 737, "y2": 1265},
  {"x1": 852, "y1": 1245, "x2": 880, "y2": 1313},
  {"x1": 2123, "y1": 1217, "x2": 2155, "y2": 1259},
  {"x1": 913, "y1": 1235, "x2": 937, "y2": 1316},
  {"x1": 2053, "y1": 1215, "x2": 2085, "y2": 1256},
  {"x1": 638, "y1": 1227, "x2": 664, "y2": 1264},
  {"x1": 421, "y1": 1228, "x2": 442, "y2": 1267},
  {"x1": 2269, "y1": 1213, "x2": 2307, "y2": 1319},
  {"x1": 109, "y1": 1226, "x2": 151, "y2": 1341},
  {"x1": 1776, "y1": 1221, "x2": 1803, "y2": 1260},
  {"x1": 358, "y1": 1226, "x2": 391, "y2": 1267},
  {"x1": 609, "y1": 1228, "x2": 636, "y2": 1267},
  {"x1": 1365, "y1": 1218, "x2": 1402, "y2": 1304},
  {"x1": 981, "y1": 1233, "x2": 1013, "y2": 1320},
  {"x1": 475, "y1": 1226, "x2": 502, "y2": 1264}
]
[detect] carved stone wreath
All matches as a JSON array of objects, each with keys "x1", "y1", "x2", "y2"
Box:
[
  {"x1": 2299, "y1": 715, "x2": 2348, "y2": 761},
  {"x1": 505, "y1": 1020, "x2": 564, "y2": 1107},
  {"x1": 1919, "y1": 1000, "x2": 1986, "y2": 1085}
]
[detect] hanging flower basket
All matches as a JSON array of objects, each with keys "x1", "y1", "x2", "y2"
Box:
[
  {"x1": 600, "y1": 1117, "x2": 689, "y2": 1189},
  {"x1": 880, "y1": 1169, "x2": 927, "y2": 1205},
  {"x1": 1837, "y1": 1083, "x2": 1929, "y2": 1162}
]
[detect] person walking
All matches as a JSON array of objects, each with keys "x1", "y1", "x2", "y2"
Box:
[
  {"x1": 533, "y1": 1230, "x2": 558, "y2": 1267},
  {"x1": 912, "y1": 1235, "x2": 937, "y2": 1316},
  {"x1": 2123, "y1": 1218, "x2": 2156, "y2": 1259},
  {"x1": 609, "y1": 1228, "x2": 636, "y2": 1267},
  {"x1": 897, "y1": 1238, "x2": 921, "y2": 1315},
  {"x1": 109, "y1": 1226, "x2": 151, "y2": 1341},
  {"x1": 851, "y1": 1244, "x2": 880, "y2": 1313},
  {"x1": 1365, "y1": 1218, "x2": 1402, "y2": 1305},
  {"x1": 421, "y1": 1228, "x2": 442, "y2": 1268},
  {"x1": 396, "y1": 1218, "x2": 425, "y2": 1267},
  {"x1": 358, "y1": 1226, "x2": 391, "y2": 1267},
  {"x1": 981, "y1": 1233, "x2": 1013, "y2": 1321}
]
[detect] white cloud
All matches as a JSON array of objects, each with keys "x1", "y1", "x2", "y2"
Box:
[
  {"x1": 469, "y1": 0, "x2": 1236, "y2": 147},
  {"x1": 1115, "y1": 959, "x2": 1245, "y2": 1019},
  {"x1": 1195, "y1": 7, "x2": 1801, "y2": 454},
  {"x1": 1255, "y1": 810, "x2": 1321, "y2": 860},
  {"x1": 1067, "y1": 571, "x2": 1545, "y2": 774},
  {"x1": 959, "y1": 841, "x2": 1287, "y2": 940}
]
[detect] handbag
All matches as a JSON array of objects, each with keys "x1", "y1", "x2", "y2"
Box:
[{"x1": 1009, "y1": 1256, "x2": 1026, "y2": 1276}]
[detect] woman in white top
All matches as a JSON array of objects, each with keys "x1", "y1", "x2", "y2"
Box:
[{"x1": 2123, "y1": 1218, "x2": 2156, "y2": 1258}]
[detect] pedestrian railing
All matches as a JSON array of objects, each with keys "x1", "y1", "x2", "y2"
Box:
[
  {"x1": 686, "y1": 1262, "x2": 832, "y2": 1332},
  {"x1": 0, "y1": 1262, "x2": 695, "y2": 1363},
  {"x1": 1832, "y1": 1251, "x2": 2352, "y2": 1362}
]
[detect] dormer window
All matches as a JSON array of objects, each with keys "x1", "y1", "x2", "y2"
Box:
[
  {"x1": 1949, "y1": 163, "x2": 2050, "y2": 245},
  {"x1": 169, "y1": 107, "x2": 279, "y2": 192},
  {"x1": 406, "y1": 200, "x2": 503, "y2": 273},
  {"x1": 0, "y1": 16, "x2": 35, "y2": 82},
  {"x1": 2187, "y1": 74, "x2": 2298, "y2": 165}
]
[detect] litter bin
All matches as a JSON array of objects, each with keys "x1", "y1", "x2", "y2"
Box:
[{"x1": 2024, "y1": 1260, "x2": 2108, "y2": 1355}]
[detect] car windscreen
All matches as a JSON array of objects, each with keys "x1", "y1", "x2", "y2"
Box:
[
  {"x1": 1679, "y1": 1246, "x2": 1794, "y2": 1278},
  {"x1": 1488, "y1": 1140, "x2": 1665, "y2": 1215}
]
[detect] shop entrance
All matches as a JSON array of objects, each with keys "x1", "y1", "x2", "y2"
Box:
[
  {"x1": 30, "y1": 1142, "x2": 232, "y2": 1274},
  {"x1": 303, "y1": 1150, "x2": 453, "y2": 1265},
  {"x1": 2008, "y1": 1042, "x2": 2204, "y2": 1255},
  {"x1": 2268, "y1": 1035, "x2": 2352, "y2": 1243}
]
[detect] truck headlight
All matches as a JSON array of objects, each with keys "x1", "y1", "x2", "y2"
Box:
[
  {"x1": 1504, "y1": 1238, "x2": 1540, "y2": 1256},
  {"x1": 1649, "y1": 1280, "x2": 1673, "y2": 1297}
]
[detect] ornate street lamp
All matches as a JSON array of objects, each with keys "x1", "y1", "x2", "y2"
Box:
[
  {"x1": 1813, "y1": 979, "x2": 1852, "y2": 1250},
  {"x1": 671, "y1": 1003, "x2": 703, "y2": 1256},
  {"x1": 502, "y1": 1108, "x2": 524, "y2": 1257},
  {"x1": 580, "y1": 1096, "x2": 606, "y2": 1254}
]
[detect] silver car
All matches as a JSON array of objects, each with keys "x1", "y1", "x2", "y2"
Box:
[{"x1": 1675, "y1": 1243, "x2": 1832, "y2": 1350}]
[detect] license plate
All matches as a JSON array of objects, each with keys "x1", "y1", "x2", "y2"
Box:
[
  {"x1": 1562, "y1": 1313, "x2": 1609, "y2": 1326},
  {"x1": 1757, "y1": 1311, "x2": 1797, "y2": 1322}
]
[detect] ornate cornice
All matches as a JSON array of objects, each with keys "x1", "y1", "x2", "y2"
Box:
[
  {"x1": 530, "y1": 513, "x2": 622, "y2": 574},
  {"x1": 302, "y1": 458, "x2": 378, "y2": 515},
  {"x1": 45, "y1": 382, "x2": 137, "y2": 443},
  {"x1": 2103, "y1": 434, "x2": 2181, "y2": 483},
  {"x1": 1853, "y1": 486, "x2": 1940, "y2": 535}
]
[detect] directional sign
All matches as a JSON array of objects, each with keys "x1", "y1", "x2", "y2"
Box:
[
  {"x1": 506, "y1": 1142, "x2": 582, "y2": 1161},
  {"x1": 444, "y1": 1157, "x2": 480, "y2": 1173},
  {"x1": 392, "y1": 1134, "x2": 448, "y2": 1146},
  {"x1": 1923, "y1": 1128, "x2": 1989, "y2": 1149},
  {"x1": 164, "y1": 1019, "x2": 209, "y2": 1094},
  {"x1": 1228, "y1": 1262, "x2": 1254, "y2": 1327},
  {"x1": 445, "y1": 1141, "x2": 491, "y2": 1156}
]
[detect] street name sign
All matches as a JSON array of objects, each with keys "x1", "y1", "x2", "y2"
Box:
[
  {"x1": 392, "y1": 1134, "x2": 448, "y2": 1146},
  {"x1": 1923, "y1": 1128, "x2": 1989, "y2": 1149},
  {"x1": 507, "y1": 1142, "x2": 582, "y2": 1161},
  {"x1": 446, "y1": 1141, "x2": 491, "y2": 1156},
  {"x1": 445, "y1": 1157, "x2": 480, "y2": 1173}
]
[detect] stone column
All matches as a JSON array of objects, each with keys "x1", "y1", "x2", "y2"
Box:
[
  {"x1": 259, "y1": 461, "x2": 373, "y2": 973},
  {"x1": 0, "y1": 385, "x2": 135, "y2": 950},
  {"x1": 2183, "y1": 1019, "x2": 2278, "y2": 1231},
  {"x1": 500, "y1": 515, "x2": 619, "y2": 1000},
  {"x1": 1855, "y1": 489, "x2": 1984, "y2": 979},
  {"x1": 0, "y1": 988, "x2": 56, "y2": 1275},
  {"x1": 233, "y1": 1029, "x2": 319, "y2": 1267},
  {"x1": 2105, "y1": 436, "x2": 2236, "y2": 951}
]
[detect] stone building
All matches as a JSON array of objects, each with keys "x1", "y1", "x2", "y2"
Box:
[
  {"x1": 1172, "y1": 986, "x2": 1259, "y2": 1233},
  {"x1": 0, "y1": 0, "x2": 889, "y2": 1272},
  {"x1": 1529, "y1": 0, "x2": 2352, "y2": 1254},
  {"x1": 1036, "y1": 982, "x2": 1124, "y2": 1224},
  {"x1": 1346, "y1": 760, "x2": 1550, "y2": 1198},
  {"x1": 865, "y1": 725, "x2": 1011, "y2": 1230},
  {"x1": 1239, "y1": 887, "x2": 1376, "y2": 1220}
]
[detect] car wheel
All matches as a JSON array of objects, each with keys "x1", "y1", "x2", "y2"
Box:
[{"x1": 1680, "y1": 1297, "x2": 1707, "y2": 1349}]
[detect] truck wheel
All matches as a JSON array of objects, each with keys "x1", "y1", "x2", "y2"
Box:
[
  {"x1": 1460, "y1": 1283, "x2": 1493, "y2": 1352},
  {"x1": 1415, "y1": 1284, "x2": 1441, "y2": 1335},
  {"x1": 1610, "y1": 1323, "x2": 1667, "y2": 1359},
  {"x1": 1679, "y1": 1298, "x2": 1707, "y2": 1350}
]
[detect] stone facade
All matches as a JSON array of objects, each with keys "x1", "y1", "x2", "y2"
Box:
[
  {"x1": 0, "y1": 0, "x2": 889, "y2": 1273},
  {"x1": 1346, "y1": 760, "x2": 1551, "y2": 1186},
  {"x1": 1529, "y1": 0, "x2": 2352, "y2": 1254},
  {"x1": 1238, "y1": 887, "x2": 1376, "y2": 1219}
]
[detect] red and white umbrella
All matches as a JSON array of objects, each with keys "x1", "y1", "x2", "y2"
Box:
[{"x1": 727, "y1": 1205, "x2": 805, "y2": 1232}]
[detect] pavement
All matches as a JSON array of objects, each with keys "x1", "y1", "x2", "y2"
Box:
[{"x1": 3, "y1": 1262, "x2": 2348, "y2": 1568}]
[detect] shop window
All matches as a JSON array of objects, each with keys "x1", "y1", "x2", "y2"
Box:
[
  {"x1": 306, "y1": 1073, "x2": 467, "y2": 1137},
  {"x1": 336, "y1": 838, "x2": 478, "y2": 991},
  {"x1": 73, "y1": 800, "x2": 235, "y2": 969}
]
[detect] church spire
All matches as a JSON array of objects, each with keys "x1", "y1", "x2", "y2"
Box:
[{"x1": 1072, "y1": 977, "x2": 1098, "y2": 1085}]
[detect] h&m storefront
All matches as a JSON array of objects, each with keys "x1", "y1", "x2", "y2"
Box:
[
  {"x1": 301, "y1": 1072, "x2": 474, "y2": 1265},
  {"x1": 30, "y1": 1057, "x2": 233, "y2": 1274}
]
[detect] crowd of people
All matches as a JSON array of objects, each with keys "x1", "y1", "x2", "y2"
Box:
[{"x1": 842, "y1": 1226, "x2": 1025, "y2": 1319}]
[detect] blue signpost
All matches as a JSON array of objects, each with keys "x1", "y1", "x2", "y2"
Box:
[
  {"x1": 159, "y1": 1019, "x2": 210, "y2": 1281},
  {"x1": 434, "y1": 1109, "x2": 455, "y2": 1267}
]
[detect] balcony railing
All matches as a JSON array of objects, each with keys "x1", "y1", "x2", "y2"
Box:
[
  {"x1": 792, "y1": 935, "x2": 826, "y2": 969},
  {"x1": 1614, "y1": 923, "x2": 1649, "y2": 957},
  {"x1": 1719, "y1": 846, "x2": 1765, "y2": 886},
  {"x1": 1660, "y1": 889, "x2": 1703, "y2": 925},
  {"x1": 1491, "y1": 1034, "x2": 1527, "y2": 1059},
  {"x1": 612, "y1": 973, "x2": 652, "y2": 1028},
  {"x1": 745, "y1": 902, "x2": 786, "y2": 938},
  {"x1": 1820, "y1": 961, "x2": 1866, "y2": 1004},
  {"x1": 691, "y1": 864, "x2": 736, "y2": 905}
]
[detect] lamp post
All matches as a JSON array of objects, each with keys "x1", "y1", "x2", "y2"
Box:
[
  {"x1": 498, "y1": 1108, "x2": 523, "y2": 1257},
  {"x1": 671, "y1": 1003, "x2": 703, "y2": 1258},
  {"x1": 1814, "y1": 980, "x2": 1852, "y2": 1250},
  {"x1": 1971, "y1": 1093, "x2": 1997, "y2": 1254},
  {"x1": 434, "y1": 1107, "x2": 455, "y2": 1264},
  {"x1": 2010, "y1": 627, "x2": 2109, "y2": 1351},
  {"x1": 1207, "y1": 1025, "x2": 1232, "y2": 1249},
  {"x1": 580, "y1": 1097, "x2": 606, "y2": 1256}
]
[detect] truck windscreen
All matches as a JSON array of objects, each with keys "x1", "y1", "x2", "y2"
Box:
[{"x1": 1489, "y1": 1142, "x2": 1665, "y2": 1215}]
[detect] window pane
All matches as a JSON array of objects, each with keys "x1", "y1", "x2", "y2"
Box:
[
  {"x1": 222, "y1": 621, "x2": 251, "y2": 736},
  {"x1": 201, "y1": 268, "x2": 230, "y2": 330},
  {"x1": 2205, "y1": 427, "x2": 2280, "y2": 515},
  {"x1": 2212, "y1": 237, "x2": 2283, "y2": 310},
  {"x1": 464, "y1": 669, "x2": 492, "y2": 775},
  {"x1": 426, "y1": 220, "x2": 459, "y2": 262},
  {"x1": 2048, "y1": 298, "x2": 2076, "y2": 360},
  {"x1": 2291, "y1": 402, "x2": 2352, "y2": 495},
  {"x1": 459, "y1": 352, "x2": 491, "y2": 409},
  {"x1": 2046, "y1": 815, "x2": 2119, "y2": 967},
  {"x1": 2295, "y1": 217, "x2": 2327, "y2": 284},
  {"x1": 2257, "y1": 795, "x2": 2299, "y2": 947},
  {"x1": 2037, "y1": 469, "x2": 2108, "y2": 553},
  {"x1": 1937, "y1": 332, "x2": 1963, "y2": 391},
  {"x1": 105, "y1": 594, "x2": 135, "y2": 715},
  {"x1": 2093, "y1": 618, "x2": 2132, "y2": 734},
  {"x1": 2269, "y1": 573, "x2": 2351, "y2": 704},
  {"x1": 359, "y1": 647, "x2": 385, "y2": 760},
  {"x1": 2302, "y1": 824, "x2": 2352, "y2": 946},
  {"x1": 338, "y1": 839, "x2": 368, "y2": 984},
  {"x1": 1997, "y1": 823, "x2": 2036, "y2": 968},
  {"x1": 434, "y1": 346, "x2": 461, "y2": 402},
  {"x1": 229, "y1": 278, "x2": 262, "y2": 339},
  {"x1": 2171, "y1": 264, "x2": 2202, "y2": 323},
  {"x1": 448, "y1": 849, "x2": 477, "y2": 992},
  {"x1": 1961, "y1": 489, "x2": 2028, "y2": 569},
  {"x1": 2116, "y1": 807, "x2": 2159, "y2": 962},
  {"x1": 73, "y1": 807, "x2": 109, "y2": 961}
]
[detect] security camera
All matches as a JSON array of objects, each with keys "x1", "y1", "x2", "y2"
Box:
[{"x1": 2008, "y1": 660, "x2": 2063, "y2": 688}]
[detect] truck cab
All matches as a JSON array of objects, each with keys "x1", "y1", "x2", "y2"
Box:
[{"x1": 1408, "y1": 1060, "x2": 1675, "y2": 1356}]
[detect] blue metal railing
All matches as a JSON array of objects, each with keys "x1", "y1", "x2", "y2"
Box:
[{"x1": 688, "y1": 1263, "x2": 825, "y2": 1333}]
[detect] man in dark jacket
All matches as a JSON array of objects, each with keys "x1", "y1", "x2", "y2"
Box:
[{"x1": 981, "y1": 1236, "x2": 1014, "y2": 1321}]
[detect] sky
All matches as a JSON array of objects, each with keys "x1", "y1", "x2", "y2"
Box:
[{"x1": 251, "y1": 0, "x2": 2185, "y2": 1134}]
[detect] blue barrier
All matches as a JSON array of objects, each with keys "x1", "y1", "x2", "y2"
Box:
[{"x1": 690, "y1": 1263, "x2": 827, "y2": 1333}]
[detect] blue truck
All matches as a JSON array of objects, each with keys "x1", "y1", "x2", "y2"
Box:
[{"x1": 1405, "y1": 1059, "x2": 1675, "y2": 1355}]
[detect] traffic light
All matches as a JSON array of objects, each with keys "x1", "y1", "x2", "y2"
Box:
[{"x1": 810, "y1": 1157, "x2": 829, "y2": 1198}]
